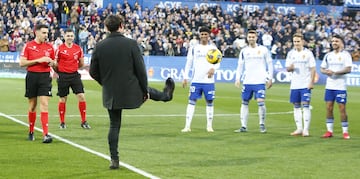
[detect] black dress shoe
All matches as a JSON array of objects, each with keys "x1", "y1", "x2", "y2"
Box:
[
  {"x1": 164, "y1": 77, "x2": 175, "y2": 100},
  {"x1": 109, "y1": 159, "x2": 119, "y2": 169}
]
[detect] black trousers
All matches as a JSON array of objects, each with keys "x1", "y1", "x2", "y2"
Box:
[
  {"x1": 107, "y1": 109, "x2": 122, "y2": 160},
  {"x1": 148, "y1": 87, "x2": 171, "y2": 102},
  {"x1": 107, "y1": 87, "x2": 169, "y2": 160}
]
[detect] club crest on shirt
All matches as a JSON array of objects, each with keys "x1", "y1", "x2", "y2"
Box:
[
  {"x1": 338, "y1": 57, "x2": 342, "y2": 61},
  {"x1": 194, "y1": 49, "x2": 206, "y2": 58},
  {"x1": 74, "y1": 55, "x2": 78, "y2": 60},
  {"x1": 258, "y1": 50, "x2": 261, "y2": 55},
  {"x1": 302, "y1": 54, "x2": 305, "y2": 59},
  {"x1": 29, "y1": 46, "x2": 39, "y2": 52},
  {"x1": 44, "y1": 51, "x2": 50, "y2": 57}
]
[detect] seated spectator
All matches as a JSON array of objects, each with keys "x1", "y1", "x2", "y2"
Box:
[
  {"x1": 143, "y1": 38, "x2": 152, "y2": 56},
  {"x1": 189, "y1": 35, "x2": 199, "y2": 48},
  {"x1": 0, "y1": 35, "x2": 9, "y2": 52},
  {"x1": 154, "y1": 39, "x2": 165, "y2": 56},
  {"x1": 87, "y1": 35, "x2": 96, "y2": 54},
  {"x1": 16, "y1": 37, "x2": 25, "y2": 52},
  {"x1": 165, "y1": 42, "x2": 175, "y2": 56},
  {"x1": 352, "y1": 47, "x2": 360, "y2": 61},
  {"x1": 271, "y1": 41, "x2": 281, "y2": 59},
  {"x1": 53, "y1": 36, "x2": 63, "y2": 50},
  {"x1": 8, "y1": 39, "x2": 16, "y2": 52},
  {"x1": 262, "y1": 30, "x2": 273, "y2": 50},
  {"x1": 174, "y1": 43, "x2": 187, "y2": 56},
  {"x1": 224, "y1": 45, "x2": 236, "y2": 58},
  {"x1": 78, "y1": 26, "x2": 89, "y2": 54}
]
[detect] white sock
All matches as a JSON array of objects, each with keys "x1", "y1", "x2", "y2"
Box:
[
  {"x1": 240, "y1": 104, "x2": 249, "y2": 128},
  {"x1": 294, "y1": 108, "x2": 303, "y2": 131},
  {"x1": 185, "y1": 104, "x2": 195, "y2": 129},
  {"x1": 303, "y1": 107, "x2": 311, "y2": 131},
  {"x1": 342, "y1": 127, "x2": 348, "y2": 134},
  {"x1": 341, "y1": 121, "x2": 349, "y2": 133},
  {"x1": 258, "y1": 102, "x2": 266, "y2": 125},
  {"x1": 206, "y1": 106, "x2": 213, "y2": 128},
  {"x1": 326, "y1": 118, "x2": 334, "y2": 133}
]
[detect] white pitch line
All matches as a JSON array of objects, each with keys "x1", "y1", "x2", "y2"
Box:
[
  {"x1": 0, "y1": 112, "x2": 161, "y2": 179},
  {"x1": 8, "y1": 111, "x2": 293, "y2": 118}
]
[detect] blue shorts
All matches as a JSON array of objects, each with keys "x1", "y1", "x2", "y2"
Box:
[
  {"x1": 290, "y1": 88, "x2": 311, "y2": 103},
  {"x1": 188, "y1": 83, "x2": 215, "y2": 101},
  {"x1": 324, "y1": 89, "x2": 347, "y2": 104},
  {"x1": 242, "y1": 84, "x2": 266, "y2": 101}
]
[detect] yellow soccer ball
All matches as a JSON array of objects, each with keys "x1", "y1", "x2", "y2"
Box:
[{"x1": 206, "y1": 49, "x2": 222, "y2": 64}]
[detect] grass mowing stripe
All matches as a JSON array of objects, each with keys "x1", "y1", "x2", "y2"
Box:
[
  {"x1": 7, "y1": 111, "x2": 294, "y2": 118},
  {"x1": 0, "y1": 112, "x2": 160, "y2": 179}
]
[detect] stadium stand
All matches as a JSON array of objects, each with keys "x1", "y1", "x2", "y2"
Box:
[{"x1": 0, "y1": 0, "x2": 359, "y2": 60}]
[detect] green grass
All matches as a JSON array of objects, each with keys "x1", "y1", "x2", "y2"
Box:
[
  {"x1": 0, "y1": 117, "x2": 144, "y2": 179},
  {"x1": 0, "y1": 78, "x2": 360, "y2": 179}
]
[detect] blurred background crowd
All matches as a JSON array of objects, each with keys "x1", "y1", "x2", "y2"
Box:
[{"x1": 0, "y1": 0, "x2": 359, "y2": 61}]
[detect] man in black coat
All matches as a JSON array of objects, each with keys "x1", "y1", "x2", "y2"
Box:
[{"x1": 89, "y1": 14, "x2": 175, "y2": 169}]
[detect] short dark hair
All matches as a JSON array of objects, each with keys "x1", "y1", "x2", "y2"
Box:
[
  {"x1": 64, "y1": 28, "x2": 74, "y2": 33},
  {"x1": 199, "y1": 26, "x2": 210, "y2": 33},
  {"x1": 35, "y1": 24, "x2": 48, "y2": 31},
  {"x1": 248, "y1": 30, "x2": 257, "y2": 35},
  {"x1": 104, "y1": 14, "x2": 124, "y2": 32},
  {"x1": 332, "y1": 34, "x2": 344, "y2": 45}
]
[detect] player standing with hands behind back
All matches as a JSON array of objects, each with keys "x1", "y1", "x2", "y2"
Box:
[
  {"x1": 181, "y1": 26, "x2": 220, "y2": 133},
  {"x1": 320, "y1": 34, "x2": 352, "y2": 139},
  {"x1": 54, "y1": 29, "x2": 90, "y2": 129},
  {"x1": 234, "y1": 30, "x2": 273, "y2": 133},
  {"x1": 285, "y1": 33, "x2": 316, "y2": 137},
  {"x1": 19, "y1": 24, "x2": 55, "y2": 143}
]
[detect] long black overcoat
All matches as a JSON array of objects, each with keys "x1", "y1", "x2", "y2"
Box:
[{"x1": 89, "y1": 32, "x2": 148, "y2": 109}]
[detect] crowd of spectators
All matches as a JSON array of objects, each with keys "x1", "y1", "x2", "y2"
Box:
[
  {"x1": 0, "y1": 0, "x2": 359, "y2": 61},
  {"x1": 222, "y1": 0, "x2": 344, "y2": 6}
]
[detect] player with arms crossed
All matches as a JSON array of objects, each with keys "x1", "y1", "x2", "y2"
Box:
[
  {"x1": 19, "y1": 24, "x2": 55, "y2": 143},
  {"x1": 54, "y1": 29, "x2": 90, "y2": 129},
  {"x1": 234, "y1": 30, "x2": 273, "y2": 133},
  {"x1": 320, "y1": 34, "x2": 352, "y2": 139},
  {"x1": 181, "y1": 26, "x2": 220, "y2": 133},
  {"x1": 286, "y1": 33, "x2": 316, "y2": 137}
]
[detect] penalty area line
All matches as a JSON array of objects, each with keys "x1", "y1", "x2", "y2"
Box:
[{"x1": 0, "y1": 112, "x2": 160, "y2": 179}]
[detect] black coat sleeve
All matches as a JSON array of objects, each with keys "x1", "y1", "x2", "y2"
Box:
[
  {"x1": 131, "y1": 41, "x2": 148, "y2": 95},
  {"x1": 89, "y1": 47, "x2": 101, "y2": 85}
]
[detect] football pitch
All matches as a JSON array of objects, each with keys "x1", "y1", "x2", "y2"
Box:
[{"x1": 1, "y1": 78, "x2": 360, "y2": 179}]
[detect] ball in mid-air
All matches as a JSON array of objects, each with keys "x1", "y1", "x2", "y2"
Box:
[{"x1": 206, "y1": 49, "x2": 222, "y2": 64}]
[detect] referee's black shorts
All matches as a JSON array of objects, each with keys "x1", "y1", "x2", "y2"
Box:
[
  {"x1": 25, "y1": 72, "x2": 52, "y2": 98},
  {"x1": 57, "y1": 72, "x2": 84, "y2": 97}
]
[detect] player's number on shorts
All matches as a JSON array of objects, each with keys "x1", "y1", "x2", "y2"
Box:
[{"x1": 190, "y1": 86, "x2": 196, "y2": 93}]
